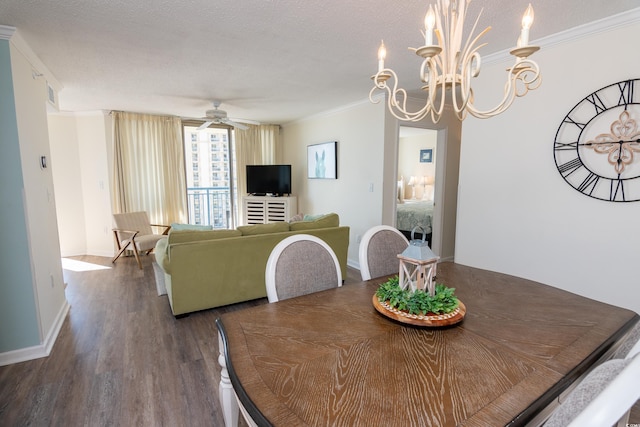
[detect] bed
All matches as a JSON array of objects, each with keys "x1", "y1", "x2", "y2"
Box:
[{"x1": 396, "y1": 200, "x2": 434, "y2": 244}]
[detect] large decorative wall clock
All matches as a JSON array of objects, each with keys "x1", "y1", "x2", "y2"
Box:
[{"x1": 554, "y1": 78, "x2": 640, "y2": 202}]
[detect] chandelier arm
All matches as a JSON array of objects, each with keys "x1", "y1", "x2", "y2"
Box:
[
  {"x1": 419, "y1": 55, "x2": 447, "y2": 123},
  {"x1": 460, "y1": 35, "x2": 489, "y2": 74},
  {"x1": 465, "y1": 58, "x2": 541, "y2": 119},
  {"x1": 369, "y1": 86, "x2": 383, "y2": 104},
  {"x1": 514, "y1": 59, "x2": 542, "y2": 95},
  {"x1": 444, "y1": 17, "x2": 490, "y2": 118},
  {"x1": 427, "y1": 55, "x2": 447, "y2": 121},
  {"x1": 461, "y1": 9, "x2": 489, "y2": 64},
  {"x1": 434, "y1": 71, "x2": 450, "y2": 123},
  {"x1": 371, "y1": 69, "x2": 434, "y2": 122},
  {"x1": 450, "y1": 36, "x2": 483, "y2": 116}
]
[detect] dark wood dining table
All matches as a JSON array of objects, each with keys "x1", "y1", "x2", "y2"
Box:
[{"x1": 216, "y1": 262, "x2": 638, "y2": 427}]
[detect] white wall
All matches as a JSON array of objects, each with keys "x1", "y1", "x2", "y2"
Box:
[
  {"x1": 48, "y1": 112, "x2": 114, "y2": 257},
  {"x1": 455, "y1": 17, "x2": 640, "y2": 314},
  {"x1": 0, "y1": 30, "x2": 68, "y2": 363},
  {"x1": 48, "y1": 114, "x2": 85, "y2": 256},
  {"x1": 282, "y1": 100, "x2": 387, "y2": 267},
  {"x1": 77, "y1": 113, "x2": 114, "y2": 256}
]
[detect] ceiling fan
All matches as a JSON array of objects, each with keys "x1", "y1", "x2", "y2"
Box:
[{"x1": 196, "y1": 101, "x2": 259, "y2": 131}]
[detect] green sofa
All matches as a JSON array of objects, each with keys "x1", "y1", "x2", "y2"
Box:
[{"x1": 154, "y1": 213, "x2": 350, "y2": 316}]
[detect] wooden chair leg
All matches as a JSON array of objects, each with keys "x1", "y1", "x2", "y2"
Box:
[
  {"x1": 112, "y1": 241, "x2": 131, "y2": 264},
  {"x1": 131, "y1": 245, "x2": 143, "y2": 270}
]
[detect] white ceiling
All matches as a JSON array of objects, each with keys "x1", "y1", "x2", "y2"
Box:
[{"x1": 1, "y1": 0, "x2": 638, "y2": 124}]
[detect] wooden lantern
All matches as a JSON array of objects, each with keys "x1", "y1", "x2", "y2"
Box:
[{"x1": 398, "y1": 228, "x2": 439, "y2": 296}]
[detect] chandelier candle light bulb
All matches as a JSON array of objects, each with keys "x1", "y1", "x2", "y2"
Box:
[
  {"x1": 424, "y1": 6, "x2": 436, "y2": 46},
  {"x1": 519, "y1": 4, "x2": 534, "y2": 47},
  {"x1": 370, "y1": 0, "x2": 542, "y2": 122},
  {"x1": 378, "y1": 40, "x2": 386, "y2": 72}
]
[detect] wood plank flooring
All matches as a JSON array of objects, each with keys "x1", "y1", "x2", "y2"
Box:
[{"x1": 0, "y1": 254, "x2": 637, "y2": 426}]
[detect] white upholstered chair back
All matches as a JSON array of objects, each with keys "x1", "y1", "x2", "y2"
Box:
[
  {"x1": 544, "y1": 339, "x2": 640, "y2": 427},
  {"x1": 265, "y1": 234, "x2": 342, "y2": 303},
  {"x1": 358, "y1": 225, "x2": 409, "y2": 281}
]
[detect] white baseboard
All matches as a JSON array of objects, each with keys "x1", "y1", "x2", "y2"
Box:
[
  {"x1": 0, "y1": 299, "x2": 70, "y2": 367},
  {"x1": 347, "y1": 258, "x2": 360, "y2": 271}
]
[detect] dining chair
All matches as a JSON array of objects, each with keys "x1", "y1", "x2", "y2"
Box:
[
  {"x1": 613, "y1": 321, "x2": 640, "y2": 359},
  {"x1": 112, "y1": 211, "x2": 170, "y2": 269},
  {"x1": 265, "y1": 234, "x2": 342, "y2": 303},
  {"x1": 358, "y1": 225, "x2": 409, "y2": 280},
  {"x1": 544, "y1": 352, "x2": 640, "y2": 427}
]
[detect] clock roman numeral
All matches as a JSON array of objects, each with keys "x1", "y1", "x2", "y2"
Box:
[
  {"x1": 563, "y1": 116, "x2": 586, "y2": 129},
  {"x1": 577, "y1": 172, "x2": 599, "y2": 195},
  {"x1": 554, "y1": 141, "x2": 578, "y2": 151},
  {"x1": 610, "y1": 178, "x2": 626, "y2": 201},
  {"x1": 618, "y1": 79, "x2": 635, "y2": 108},
  {"x1": 557, "y1": 158, "x2": 583, "y2": 176},
  {"x1": 585, "y1": 93, "x2": 607, "y2": 114}
]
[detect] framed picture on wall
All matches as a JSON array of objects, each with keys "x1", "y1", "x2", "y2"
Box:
[
  {"x1": 420, "y1": 148, "x2": 433, "y2": 163},
  {"x1": 307, "y1": 141, "x2": 338, "y2": 179}
]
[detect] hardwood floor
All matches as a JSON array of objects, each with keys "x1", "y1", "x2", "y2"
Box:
[
  {"x1": 0, "y1": 255, "x2": 362, "y2": 426},
  {"x1": 0, "y1": 255, "x2": 637, "y2": 426}
]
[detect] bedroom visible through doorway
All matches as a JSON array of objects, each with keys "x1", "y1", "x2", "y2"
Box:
[{"x1": 397, "y1": 126, "x2": 438, "y2": 247}]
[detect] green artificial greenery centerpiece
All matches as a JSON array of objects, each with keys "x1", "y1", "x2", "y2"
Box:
[{"x1": 375, "y1": 276, "x2": 459, "y2": 316}]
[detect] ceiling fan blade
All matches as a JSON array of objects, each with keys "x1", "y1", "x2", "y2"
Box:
[
  {"x1": 197, "y1": 120, "x2": 214, "y2": 131},
  {"x1": 224, "y1": 119, "x2": 249, "y2": 130},
  {"x1": 230, "y1": 117, "x2": 261, "y2": 125}
]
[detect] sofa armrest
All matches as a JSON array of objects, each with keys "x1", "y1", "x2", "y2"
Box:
[{"x1": 154, "y1": 236, "x2": 170, "y2": 272}]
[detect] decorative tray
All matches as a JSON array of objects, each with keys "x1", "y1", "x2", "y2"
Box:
[{"x1": 372, "y1": 294, "x2": 466, "y2": 327}]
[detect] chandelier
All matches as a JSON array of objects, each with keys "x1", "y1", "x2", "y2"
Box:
[{"x1": 370, "y1": 0, "x2": 542, "y2": 123}]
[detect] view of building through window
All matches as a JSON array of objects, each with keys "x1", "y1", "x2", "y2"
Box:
[{"x1": 183, "y1": 126, "x2": 237, "y2": 228}]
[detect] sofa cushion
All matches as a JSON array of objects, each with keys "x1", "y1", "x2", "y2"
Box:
[
  {"x1": 238, "y1": 222, "x2": 290, "y2": 236},
  {"x1": 168, "y1": 229, "x2": 242, "y2": 244},
  {"x1": 290, "y1": 213, "x2": 339, "y2": 231},
  {"x1": 170, "y1": 223, "x2": 213, "y2": 231}
]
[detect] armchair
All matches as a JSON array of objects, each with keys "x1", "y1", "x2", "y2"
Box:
[{"x1": 112, "y1": 211, "x2": 170, "y2": 269}]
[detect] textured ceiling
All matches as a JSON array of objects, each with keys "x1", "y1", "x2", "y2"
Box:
[{"x1": 1, "y1": 0, "x2": 638, "y2": 124}]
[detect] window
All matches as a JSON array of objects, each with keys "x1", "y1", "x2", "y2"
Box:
[{"x1": 183, "y1": 125, "x2": 237, "y2": 229}]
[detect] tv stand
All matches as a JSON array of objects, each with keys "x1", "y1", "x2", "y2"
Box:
[{"x1": 242, "y1": 195, "x2": 297, "y2": 225}]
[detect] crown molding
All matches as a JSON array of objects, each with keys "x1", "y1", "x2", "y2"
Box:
[
  {"x1": 7, "y1": 30, "x2": 63, "y2": 90},
  {"x1": 484, "y1": 7, "x2": 640, "y2": 65},
  {"x1": 0, "y1": 25, "x2": 16, "y2": 40}
]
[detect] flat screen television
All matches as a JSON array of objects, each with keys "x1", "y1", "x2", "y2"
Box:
[{"x1": 246, "y1": 165, "x2": 292, "y2": 196}]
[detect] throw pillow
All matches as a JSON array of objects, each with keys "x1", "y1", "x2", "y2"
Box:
[
  {"x1": 303, "y1": 213, "x2": 325, "y2": 221},
  {"x1": 170, "y1": 223, "x2": 213, "y2": 231},
  {"x1": 289, "y1": 213, "x2": 305, "y2": 223},
  {"x1": 290, "y1": 213, "x2": 339, "y2": 231}
]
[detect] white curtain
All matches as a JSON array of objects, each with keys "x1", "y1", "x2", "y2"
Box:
[
  {"x1": 112, "y1": 112, "x2": 187, "y2": 226},
  {"x1": 234, "y1": 124, "x2": 280, "y2": 224}
]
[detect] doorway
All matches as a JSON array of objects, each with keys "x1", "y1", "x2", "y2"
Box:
[
  {"x1": 397, "y1": 127, "x2": 438, "y2": 247},
  {"x1": 395, "y1": 123, "x2": 460, "y2": 261}
]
